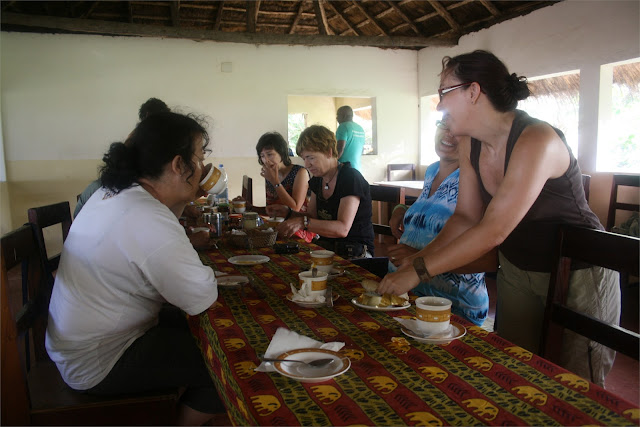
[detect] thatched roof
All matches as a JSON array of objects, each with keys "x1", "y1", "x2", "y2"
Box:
[{"x1": 1, "y1": 0, "x2": 560, "y2": 50}]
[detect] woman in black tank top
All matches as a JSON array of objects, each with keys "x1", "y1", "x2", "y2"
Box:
[{"x1": 379, "y1": 50, "x2": 619, "y2": 387}]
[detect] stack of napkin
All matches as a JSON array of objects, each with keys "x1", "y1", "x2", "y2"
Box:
[
  {"x1": 290, "y1": 282, "x2": 325, "y2": 303},
  {"x1": 256, "y1": 327, "x2": 344, "y2": 372}
]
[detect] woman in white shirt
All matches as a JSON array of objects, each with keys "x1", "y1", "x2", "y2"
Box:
[{"x1": 46, "y1": 112, "x2": 223, "y2": 425}]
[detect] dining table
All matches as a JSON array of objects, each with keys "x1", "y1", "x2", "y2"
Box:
[{"x1": 188, "y1": 238, "x2": 639, "y2": 426}]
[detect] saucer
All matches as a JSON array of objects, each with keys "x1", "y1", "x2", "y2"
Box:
[
  {"x1": 273, "y1": 348, "x2": 350, "y2": 383},
  {"x1": 228, "y1": 255, "x2": 270, "y2": 265},
  {"x1": 217, "y1": 275, "x2": 249, "y2": 287},
  {"x1": 401, "y1": 321, "x2": 467, "y2": 344},
  {"x1": 351, "y1": 298, "x2": 410, "y2": 312},
  {"x1": 287, "y1": 293, "x2": 339, "y2": 308}
]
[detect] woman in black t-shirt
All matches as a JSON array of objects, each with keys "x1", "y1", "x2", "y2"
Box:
[{"x1": 266, "y1": 125, "x2": 374, "y2": 258}]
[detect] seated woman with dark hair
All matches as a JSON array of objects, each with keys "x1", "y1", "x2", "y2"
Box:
[
  {"x1": 268, "y1": 125, "x2": 374, "y2": 259},
  {"x1": 254, "y1": 132, "x2": 315, "y2": 242},
  {"x1": 46, "y1": 112, "x2": 223, "y2": 425}
]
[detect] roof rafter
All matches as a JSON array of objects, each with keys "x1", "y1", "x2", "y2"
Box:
[
  {"x1": 246, "y1": 0, "x2": 260, "y2": 33},
  {"x1": 170, "y1": 1, "x2": 180, "y2": 27},
  {"x1": 1, "y1": 12, "x2": 455, "y2": 48},
  {"x1": 386, "y1": 1, "x2": 421, "y2": 36},
  {"x1": 289, "y1": 0, "x2": 307, "y2": 34},
  {"x1": 214, "y1": 1, "x2": 224, "y2": 31},
  {"x1": 313, "y1": 0, "x2": 332, "y2": 36},
  {"x1": 350, "y1": 1, "x2": 387, "y2": 36},
  {"x1": 428, "y1": 0, "x2": 461, "y2": 33},
  {"x1": 323, "y1": 1, "x2": 359, "y2": 36}
]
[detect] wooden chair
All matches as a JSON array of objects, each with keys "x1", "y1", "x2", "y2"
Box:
[
  {"x1": 27, "y1": 201, "x2": 72, "y2": 284},
  {"x1": 369, "y1": 185, "x2": 406, "y2": 241},
  {"x1": 242, "y1": 175, "x2": 253, "y2": 207},
  {"x1": 581, "y1": 174, "x2": 591, "y2": 202},
  {"x1": 540, "y1": 225, "x2": 640, "y2": 367},
  {"x1": 1, "y1": 224, "x2": 180, "y2": 425},
  {"x1": 351, "y1": 257, "x2": 390, "y2": 279},
  {"x1": 606, "y1": 174, "x2": 640, "y2": 231},
  {"x1": 386, "y1": 163, "x2": 416, "y2": 181}
]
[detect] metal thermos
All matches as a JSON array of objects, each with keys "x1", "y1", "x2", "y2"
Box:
[{"x1": 203, "y1": 212, "x2": 223, "y2": 237}]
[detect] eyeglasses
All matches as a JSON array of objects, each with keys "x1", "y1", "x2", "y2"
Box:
[
  {"x1": 438, "y1": 82, "x2": 473, "y2": 100},
  {"x1": 435, "y1": 120, "x2": 449, "y2": 130}
]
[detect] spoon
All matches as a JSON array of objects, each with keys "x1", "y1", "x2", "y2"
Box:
[
  {"x1": 261, "y1": 356, "x2": 335, "y2": 368},
  {"x1": 312, "y1": 267, "x2": 318, "y2": 278}
]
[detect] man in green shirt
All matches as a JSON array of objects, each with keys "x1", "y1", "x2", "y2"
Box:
[{"x1": 336, "y1": 106, "x2": 366, "y2": 171}]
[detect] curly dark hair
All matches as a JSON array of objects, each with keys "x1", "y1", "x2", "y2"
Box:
[
  {"x1": 256, "y1": 132, "x2": 292, "y2": 166},
  {"x1": 441, "y1": 50, "x2": 530, "y2": 112},
  {"x1": 100, "y1": 112, "x2": 210, "y2": 193},
  {"x1": 138, "y1": 98, "x2": 170, "y2": 121}
]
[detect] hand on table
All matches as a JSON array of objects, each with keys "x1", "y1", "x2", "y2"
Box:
[
  {"x1": 265, "y1": 204, "x2": 290, "y2": 218},
  {"x1": 188, "y1": 227, "x2": 216, "y2": 250},
  {"x1": 378, "y1": 265, "x2": 420, "y2": 296},
  {"x1": 387, "y1": 243, "x2": 419, "y2": 267},
  {"x1": 276, "y1": 217, "x2": 304, "y2": 239}
]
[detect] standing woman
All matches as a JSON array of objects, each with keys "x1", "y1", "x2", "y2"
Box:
[
  {"x1": 46, "y1": 112, "x2": 224, "y2": 425},
  {"x1": 257, "y1": 132, "x2": 310, "y2": 212},
  {"x1": 379, "y1": 50, "x2": 619, "y2": 387},
  {"x1": 269, "y1": 125, "x2": 374, "y2": 258}
]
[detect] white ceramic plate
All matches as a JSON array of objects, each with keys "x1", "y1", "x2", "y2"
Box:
[
  {"x1": 401, "y1": 321, "x2": 467, "y2": 344},
  {"x1": 217, "y1": 275, "x2": 249, "y2": 287},
  {"x1": 273, "y1": 348, "x2": 350, "y2": 383},
  {"x1": 351, "y1": 298, "x2": 410, "y2": 312},
  {"x1": 286, "y1": 293, "x2": 339, "y2": 308},
  {"x1": 228, "y1": 255, "x2": 270, "y2": 266}
]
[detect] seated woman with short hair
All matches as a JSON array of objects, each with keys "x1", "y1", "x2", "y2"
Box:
[{"x1": 268, "y1": 125, "x2": 374, "y2": 259}]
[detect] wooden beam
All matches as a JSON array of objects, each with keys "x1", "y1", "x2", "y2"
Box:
[
  {"x1": 479, "y1": 0, "x2": 500, "y2": 17},
  {"x1": 170, "y1": 1, "x2": 180, "y2": 27},
  {"x1": 247, "y1": 1, "x2": 260, "y2": 33},
  {"x1": 386, "y1": 1, "x2": 421, "y2": 36},
  {"x1": 313, "y1": 0, "x2": 331, "y2": 36},
  {"x1": 428, "y1": 0, "x2": 461, "y2": 33},
  {"x1": 350, "y1": 1, "x2": 387, "y2": 36},
  {"x1": 80, "y1": 1, "x2": 99, "y2": 19},
  {"x1": 1, "y1": 12, "x2": 456, "y2": 49},
  {"x1": 289, "y1": 0, "x2": 306, "y2": 34},
  {"x1": 214, "y1": 1, "x2": 224, "y2": 31},
  {"x1": 127, "y1": 1, "x2": 133, "y2": 24},
  {"x1": 323, "y1": 1, "x2": 359, "y2": 36}
]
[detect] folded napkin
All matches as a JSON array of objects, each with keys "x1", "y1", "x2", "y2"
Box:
[
  {"x1": 394, "y1": 318, "x2": 453, "y2": 339},
  {"x1": 255, "y1": 327, "x2": 345, "y2": 372},
  {"x1": 290, "y1": 282, "x2": 325, "y2": 303}
]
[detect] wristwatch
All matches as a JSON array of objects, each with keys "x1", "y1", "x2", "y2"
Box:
[
  {"x1": 303, "y1": 216, "x2": 309, "y2": 231},
  {"x1": 412, "y1": 257, "x2": 433, "y2": 282}
]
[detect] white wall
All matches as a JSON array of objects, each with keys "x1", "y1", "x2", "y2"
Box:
[
  {"x1": 417, "y1": 0, "x2": 640, "y2": 224},
  {"x1": 1, "y1": 33, "x2": 418, "y2": 227}
]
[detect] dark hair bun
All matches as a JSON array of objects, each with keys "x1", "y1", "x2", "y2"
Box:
[
  {"x1": 508, "y1": 73, "x2": 531, "y2": 101},
  {"x1": 100, "y1": 142, "x2": 137, "y2": 192}
]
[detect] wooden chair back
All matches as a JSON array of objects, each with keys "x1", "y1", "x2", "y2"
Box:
[
  {"x1": 581, "y1": 174, "x2": 591, "y2": 202},
  {"x1": 370, "y1": 185, "x2": 405, "y2": 240},
  {"x1": 242, "y1": 175, "x2": 253, "y2": 206},
  {"x1": 540, "y1": 225, "x2": 640, "y2": 364},
  {"x1": 606, "y1": 174, "x2": 640, "y2": 231},
  {"x1": 1, "y1": 224, "x2": 179, "y2": 425},
  {"x1": 27, "y1": 201, "x2": 72, "y2": 280},
  {"x1": 386, "y1": 163, "x2": 416, "y2": 181}
]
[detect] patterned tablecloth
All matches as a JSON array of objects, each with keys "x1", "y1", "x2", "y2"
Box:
[{"x1": 188, "y1": 242, "x2": 639, "y2": 426}]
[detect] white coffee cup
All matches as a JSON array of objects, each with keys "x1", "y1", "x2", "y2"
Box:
[
  {"x1": 310, "y1": 250, "x2": 335, "y2": 273},
  {"x1": 298, "y1": 271, "x2": 328, "y2": 295},
  {"x1": 199, "y1": 163, "x2": 228, "y2": 195},
  {"x1": 414, "y1": 296, "x2": 452, "y2": 335},
  {"x1": 232, "y1": 200, "x2": 246, "y2": 213}
]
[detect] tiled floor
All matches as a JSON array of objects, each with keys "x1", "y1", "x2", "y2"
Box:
[{"x1": 374, "y1": 235, "x2": 639, "y2": 405}]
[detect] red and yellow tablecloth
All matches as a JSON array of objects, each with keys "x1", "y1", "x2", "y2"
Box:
[{"x1": 189, "y1": 242, "x2": 639, "y2": 426}]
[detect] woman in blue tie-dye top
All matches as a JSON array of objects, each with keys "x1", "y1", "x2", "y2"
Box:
[{"x1": 387, "y1": 120, "x2": 489, "y2": 326}]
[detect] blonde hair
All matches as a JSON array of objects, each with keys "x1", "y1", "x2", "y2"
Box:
[{"x1": 296, "y1": 125, "x2": 337, "y2": 158}]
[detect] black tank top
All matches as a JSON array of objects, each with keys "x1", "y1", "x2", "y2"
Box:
[{"x1": 470, "y1": 110, "x2": 602, "y2": 272}]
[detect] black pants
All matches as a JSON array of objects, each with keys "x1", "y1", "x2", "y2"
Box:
[{"x1": 87, "y1": 306, "x2": 224, "y2": 414}]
